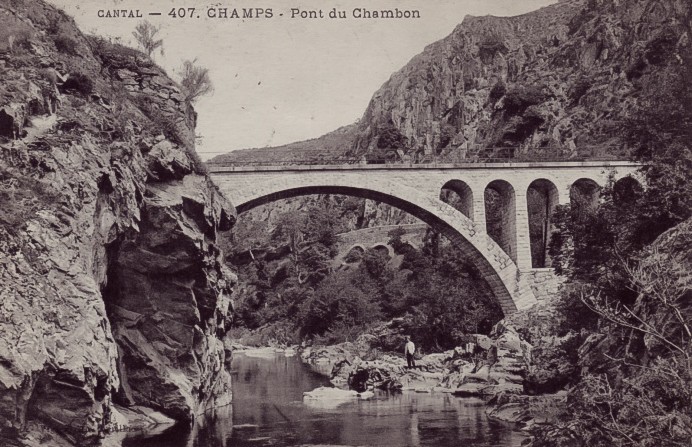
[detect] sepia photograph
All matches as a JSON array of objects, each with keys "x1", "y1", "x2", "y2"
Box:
[{"x1": 0, "y1": 0, "x2": 690, "y2": 446}]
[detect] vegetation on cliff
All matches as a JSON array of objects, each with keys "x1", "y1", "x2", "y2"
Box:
[{"x1": 524, "y1": 35, "x2": 692, "y2": 447}]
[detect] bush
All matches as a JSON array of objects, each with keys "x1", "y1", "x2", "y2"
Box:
[
  {"x1": 0, "y1": 168, "x2": 62, "y2": 231},
  {"x1": 644, "y1": 29, "x2": 678, "y2": 66},
  {"x1": 478, "y1": 33, "x2": 508, "y2": 63},
  {"x1": 344, "y1": 246, "x2": 364, "y2": 263},
  {"x1": 187, "y1": 149, "x2": 208, "y2": 175},
  {"x1": 61, "y1": 72, "x2": 94, "y2": 95},
  {"x1": 438, "y1": 123, "x2": 456, "y2": 150},
  {"x1": 132, "y1": 21, "x2": 163, "y2": 58},
  {"x1": 178, "y1": 59, "x2": 214, "y2": 104},
  {"x1": 296, "y1": 272, "x2": 382, "y2": 339},
  {"x1": 568, "y1": 78, "x2": 591, "y2": 105},
  {"x1": 376, "y1": 122, "x2": 407, "y2": 150},
  {"x1": 0, "y1": 23, "x2": 33, "y2": 54},
  {"x1": 53, "y1": 34, "x2": 78, "y2": 55}
]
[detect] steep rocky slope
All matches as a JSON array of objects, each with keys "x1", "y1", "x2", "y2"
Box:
[
  {"x1": 0, "y1": 1, "x2": 236, "y2": 445},
  {"x1": 352, "y1": 0, "x2": 691, "y2": 161}
]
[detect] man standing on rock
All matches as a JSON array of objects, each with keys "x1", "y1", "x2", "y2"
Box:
[{"x1": 404, "y1": 336, "x2": 416, "y2": 369}]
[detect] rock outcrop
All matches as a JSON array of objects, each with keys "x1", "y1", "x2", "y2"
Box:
[
  {"x1": 352, "y1": 0, "x2": 691, "y2": 161},
  {"x1": 105, "y1": 174, "x2": 236, "y2": 422},
  {"x1": 0, "y1": 1, "x2": 236, "y2": 445}
]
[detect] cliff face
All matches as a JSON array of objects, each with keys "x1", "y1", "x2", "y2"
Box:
[
  {"x1": 352, "y1": 0, "x2": 691, "y2": 160},
  {"x1": 0, "y1": 1, "x2": 235, "y2": 444}
]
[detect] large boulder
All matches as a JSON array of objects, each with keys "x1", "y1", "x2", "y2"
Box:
[
  {"x1": 106, "y1": 175, "x2": 236, "y2": 421},
  {"x1": 347, "y1": 362, "x2": 403, "y2": 392}
]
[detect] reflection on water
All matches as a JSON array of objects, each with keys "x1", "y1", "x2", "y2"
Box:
[{"x1": 122, "y1": 352, "x2": 526, "y2": 447}]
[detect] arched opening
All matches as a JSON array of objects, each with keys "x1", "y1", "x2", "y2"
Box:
[
  {"x1": 570, "y1": 178, "x2": 601, "y2": 221},
  {"x1": 613, "y1": 176, "x2": 643, "y2": 204},
  {"x1": 231, "y1": 184, "x2": 531, "y2": 314},
  {"x1": 344, "y1": 245, "x2": 365, "y2": 263},
  {"x1": 440, "y1": 180, "x2": 474, "y2": 220},
  {"x1": 371, "y1": 243, "x2": 393, "y2": 258},
  {"x1": 527, "y1": 179, "x2": 559, "y2": 268},
  {"x1": 484, "y1": 180, "x2": 517, "y2": 263}
]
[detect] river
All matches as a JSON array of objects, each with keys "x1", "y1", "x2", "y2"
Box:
[{"x1": 121, "y1": 351, "x2": 527, "y2": 447}]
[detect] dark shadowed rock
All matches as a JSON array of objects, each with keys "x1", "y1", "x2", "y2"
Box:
[
  {"x1": 106, "y1": 175, "x2": 236, "y2": 421},
  {"x1": 348, "y1": 364, "x2": 403, "y2": 392}
]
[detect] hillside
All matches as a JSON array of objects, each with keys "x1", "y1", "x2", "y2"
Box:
[{"x1": 354, "y1": 0, "x2": 690, "y2": 161}]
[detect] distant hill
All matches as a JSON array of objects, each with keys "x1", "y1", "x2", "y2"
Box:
[{"x1": 208, "y1": 124, "x2": 358, "y2": 165}]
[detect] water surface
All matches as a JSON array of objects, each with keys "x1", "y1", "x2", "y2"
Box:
[{"x1": 123, "y1": 351, "x2": 526, "y2": 446}]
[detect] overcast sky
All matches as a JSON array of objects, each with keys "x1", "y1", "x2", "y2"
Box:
[{"x1": 48, "y1": 0, "x2": 556, "y2": 159}]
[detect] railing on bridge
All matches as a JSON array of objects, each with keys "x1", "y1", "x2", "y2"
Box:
[{"x1": 205, "y1": 145, "x2": 625, "y2": 167}]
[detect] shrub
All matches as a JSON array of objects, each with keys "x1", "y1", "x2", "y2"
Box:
[
  {"x1": 296, "y1": 272, "x2": 382, "y2": 339},
  {"x1": 0, "y1": 168, "x2": 62, "y2": 230},
  {"x1": 61, "y1": 72, "x2": 94, "y2": 95},
  {"x1": 344, "y1": 246, "x2": 364, "y2": 263},
  {"x1": 496, "y1": 106, "x2": 545, "y2": 146},
  {"x1": 53, "y1": 34, "x2": 79, "y2": 55},
  {"x1": 132, "y1": 95, "x2": 182, "y2": 144},
  {"x1": 568, "y1": 78, "x2": 592, "y2": 105},
  {"x1": 478, "y1": 33, "x2": 508, "y2": 63},
  {"x1": 187, "y1": 149, "x2": 208, "y2": 175},
  {"x1": 178, "y1": 59, "x2": 214, "y2": 104},
  {"x1": 0, "y1": 22, "x2": 33, "y2": 54},
  {"x1": 438, "y1": 123, "x2": 456, "y2": 150},
  {"x1": 376, "y1": 122, "x2": 407, "y2": 150},
  {"x1": 132, "y1": 21, "x2": 163, "y2": 58},
  {"x1": 644, "y1": 29, "x2": 678, "y2": 66}
]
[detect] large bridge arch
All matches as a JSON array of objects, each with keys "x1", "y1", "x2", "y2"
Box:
[{"x1": 215, "y1": 176, "x2": 539, "y2": 314}]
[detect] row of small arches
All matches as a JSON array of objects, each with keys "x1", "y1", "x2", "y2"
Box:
[{"x1": 440, "y1": 176, "x2": 643, "y2": 268}]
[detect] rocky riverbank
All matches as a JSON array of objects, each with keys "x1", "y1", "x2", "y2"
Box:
[{"x1": 299, "y1": 320, "x2": 566, "y2": 428}]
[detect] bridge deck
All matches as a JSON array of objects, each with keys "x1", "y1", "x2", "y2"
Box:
[{"x1": 207, "y1": 160, "x2": 639, "y2": 173}]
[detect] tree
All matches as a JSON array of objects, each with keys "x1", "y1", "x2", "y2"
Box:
[
  {"x1": 179, "y1": 59, "x2": 214, "y2": 104},
  {"x1": 132, "y1": 21, "x2": 163, "y2": 58}
]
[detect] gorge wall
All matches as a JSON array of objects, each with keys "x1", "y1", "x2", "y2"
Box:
[
  {"x1": 351, "y1": 0, "x2": 691, "y2": 161},
  {"x1": 0, "y1": 1, "x2": 236, "y2": 445}
]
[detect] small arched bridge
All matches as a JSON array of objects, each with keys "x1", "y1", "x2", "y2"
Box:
[{"x1": 209, "y1": 161, "x2": 641, "y2": 315}]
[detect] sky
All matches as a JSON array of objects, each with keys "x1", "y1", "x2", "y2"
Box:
[{"x1": 48, "y1": 0, "x2": 556, "y2": 159}]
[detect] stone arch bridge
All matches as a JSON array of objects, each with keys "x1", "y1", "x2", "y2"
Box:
[{"x1": 209, "y1": 161, "x2": 640, "y2": 315}]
